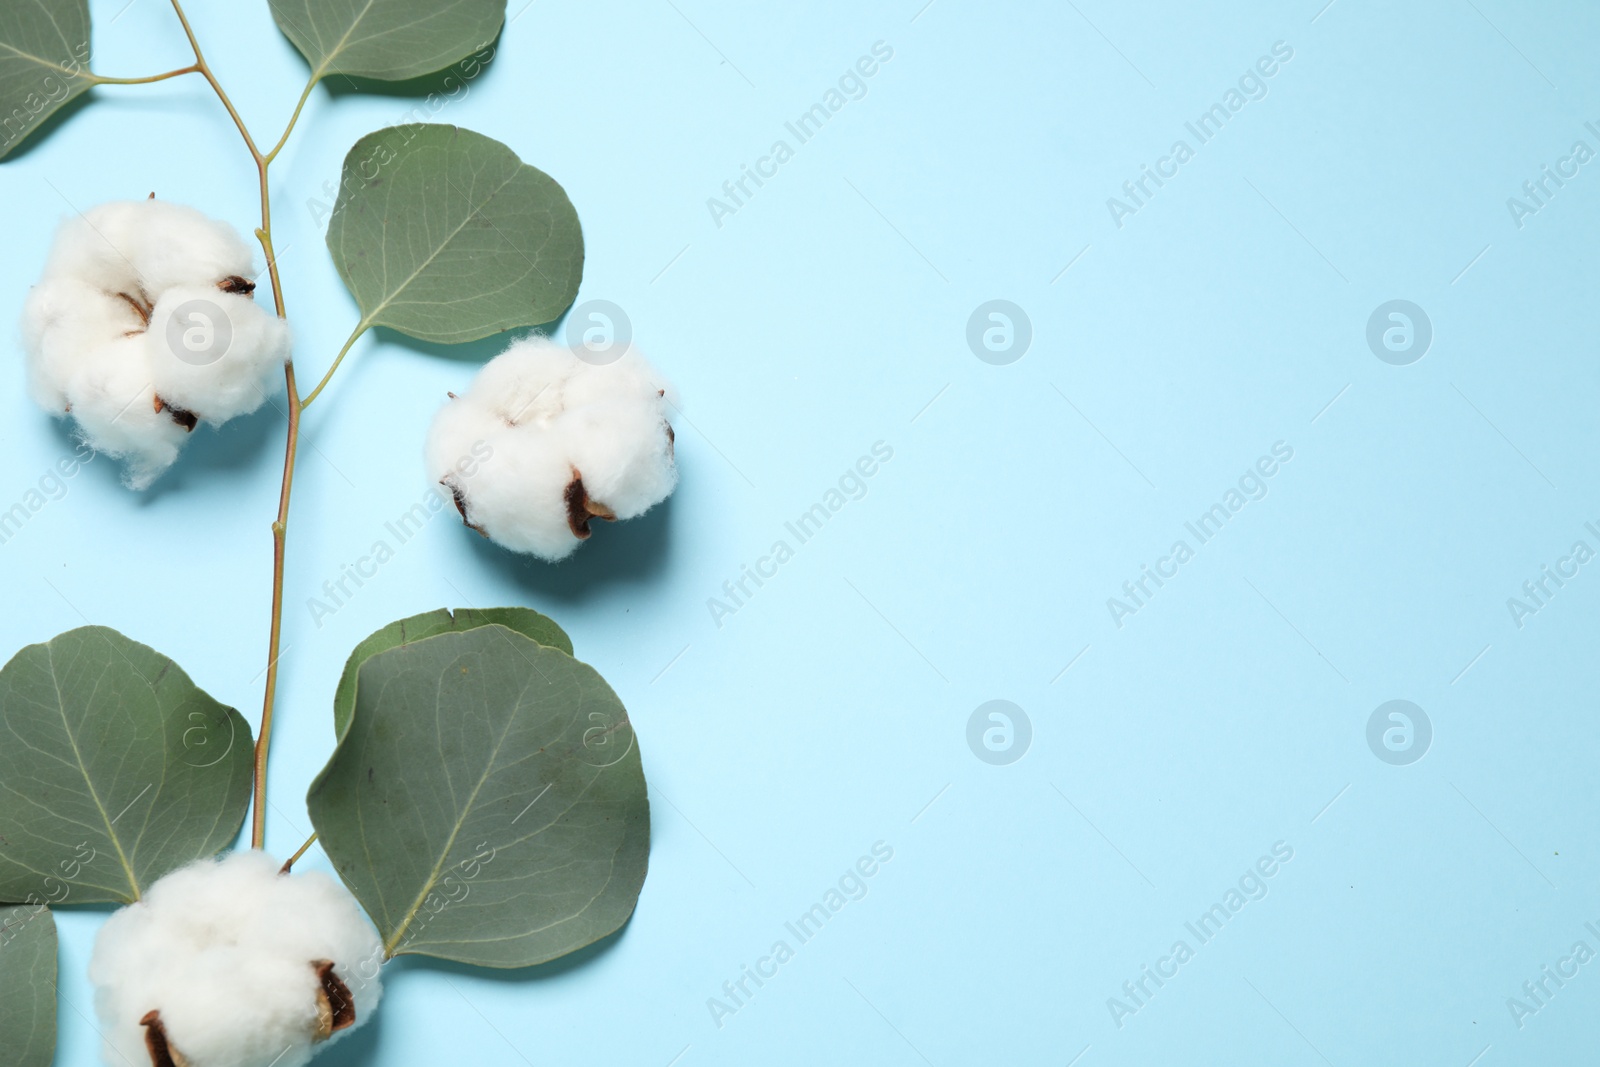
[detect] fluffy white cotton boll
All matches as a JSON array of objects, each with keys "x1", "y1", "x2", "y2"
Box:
[
  {"x1": 40, "y1": 199, "x2": 255, "y2": 296},
  {"x1": 558, "y1": 395, "x2": 677, "y2": 519},
  {"x1": 558, "y1": 347, "x2": 676, "y2": 413},
  {"x1": 424, "y1": 391, "x2": 506, "y2": 481},
  {"x1": 90, "y1": 850, "x2": 383, "y2": 1067},
  {"x1": 37, "y1": 202, "x2": 151, "y2": 296},
  {"x1": 464, "y1": 338, "x2": 577, "y2": 425},
  {"x1": 425, "y1": 337, "x2": 678, "y2": 560},
  {"x1": 450, "y1": 428, "x2": 586, "y2": 559},
  {"x1": 21, "y1": 278, "x2": 143, "y2": 411},
  {"x1": 22, "y1": 197, "x2": 289, "y2": 488},
  {"x1": 127, "y1": 199, "x2": 257, "y2": 294},
  {"x1": 146, "y1": 287, "x2": 291, "y2": 422},
  {"x1": 65, "y1": 339, "x2": 190, "y2": 490}
]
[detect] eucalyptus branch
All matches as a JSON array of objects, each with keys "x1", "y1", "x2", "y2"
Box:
[
  {"x1": 265, "y1": 73, "x2": 320, "y2": 165},
  {"x1": 299, "y1": 322, "x2": 368, "y2": 410},
  {"x1": 279, "y1": 832, "x2": 318, "y2": 874},
  {"x1": 88, "y1": 65, "x2": 198, "y2": 85},
  {"x1": 2, "y1": 2, "x2": 642, "y2": 1059},
  {"x1": 161, "y1": 0, "x2": 310, "y2": 850}
]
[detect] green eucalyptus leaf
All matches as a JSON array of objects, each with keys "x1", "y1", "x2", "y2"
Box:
[
  {"x1": 269, "y1": 0, "x2": 505, "y2": 82},
  {"x1": 0, "y1": 627, "x2": 253, "y2": 905},
  {"x1": 308, "y1": 626, "x2": 649, "y2": 967},
  {"x1": 0, "y1": 904, "x2": 56, "y2": 1067},
  {"x1": 0, "y1": 0, "x2": 94, "y2": 160},
  {"x1": 327, "y1": 124, "x2": 584, "y2": 344},
  {"x1": 333, "y1": 606, "x2": 573, "y2": 737}
]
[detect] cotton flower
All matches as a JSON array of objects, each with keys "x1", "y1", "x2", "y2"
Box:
[
  {"x1": 425, "y1": 337, "x2": 678, "y2": 560},
  {"x1": 20, "y1": 198, "x2": 291, "y2": 488},
  {"x1": 89, "y1": 850, "x2": 383, "y2": 1067}
]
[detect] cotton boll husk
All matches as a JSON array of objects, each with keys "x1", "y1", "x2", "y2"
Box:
[
  {"x1": 90, "y1": 850, "x2": 383, "y2": 1067},
  {"x1": 21, "y1": 278, "x2": 141, "y2": 412},
  {"x1": 64, "y1": 339, "x2": 188, "y2": 490},
  {"x1": 558, "y1": 394, "x2": 676, "y2": 519},
  {"x1": 146, "y1": 287, "x2": 291, "y2": 422}
]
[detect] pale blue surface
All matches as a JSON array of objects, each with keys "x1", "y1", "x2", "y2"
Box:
[{"x1": 4, "y1": 0, "x2": 1599, "y2": 1064}]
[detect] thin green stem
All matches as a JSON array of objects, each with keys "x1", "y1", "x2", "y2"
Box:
[
  {"x1": 164, "y1": 0, "x2": 301, "y2": 851},
  {"x1": 89, "y1": 65, "x2": 199, "y2": 85},
  {"x1": 299, "y1": 322, "x2": 369, "y2": 410},
  {"x1": 165, "y1": 0, "x2": 263, "y2": 160},
  {"x1": 279, "y1": 832, "x2": 319, "y2": 874},
  {"x1": 264, "y1": 73, "x2": 321, "y2": 165}
]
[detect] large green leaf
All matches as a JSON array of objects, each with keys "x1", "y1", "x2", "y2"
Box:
[
  {"x1": 308, "y1": 626, "x2": 649, "y2": 967},
  {"x1": 0, "y1": 0, "x2": 94, "y2": 160},
  {"x1": 333, "y1": 607, "x2": 573, "y2": 737},
  {"x1": 0, "y1": 905, "x2": 56, "y2": 1067},
  {"x1": 327, "y1": 124, "x2": 584, "y2": 343},
  {"x1": 0, "y1": 627, "x2": 253, "y2": 905},
  {"x1": 269, "y1": 0, "x2": 505, "y2": 82}
]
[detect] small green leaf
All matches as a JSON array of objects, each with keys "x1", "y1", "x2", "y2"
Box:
[
  {"x1": 0, "y1": 0, "x2": 94, "y2": 160},
  {"x1": 333, "y1": 607, "x2": 573, "y2": 737},
  {"x1": 0, "y1": 627, "x2": 253, "y2": 905},
  {"x1": 327, "y1": 124, "x2": 584, "y2": 344},
  {"x1": 269, "y1": 0, "x2": 505, "y2": 82},
  {"x1": 0, "y1": 905, "x2": 56, "y2": 1067},
  {"x1": 308, "y1": 626, "x2": 649, "y2": 967}
]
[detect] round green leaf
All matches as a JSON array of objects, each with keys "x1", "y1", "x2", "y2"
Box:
[
  {"x1": 269, "y1": 0, "x2": 505, "y2": 82},
  {"x1": 0, "y1": 905, "x2": 56, "y2": 1067},
  {"x1": 0, "y1": 0, "x2": 93, "y2": 160},
  {"x1": 0, "y1": 627, "x2": 253, "y2": 905},
  {"x1": 333, "y1": 606, "x2": 573, "y2": 737},
  {"x1": 327, "y1": 124, "x2": 584, "y2": 343},
  {"x1": 308, "y1": 626, "x2": 649, "y2": 967}
]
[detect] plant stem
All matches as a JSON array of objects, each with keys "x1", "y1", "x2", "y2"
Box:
[
  {"x1": 164, "y1": 0, "x2": 314, "y2": 850},
  {"x1": 89, "y1": 65, "x2": 199, "y2": 85},
  {"x1": 300, "y1": 322, "x2": 369, "y2": 410},
  {"x1": 279, "y1": 832, "x2": 319, "y2": 874},
  {"x1": 264, "y1": 73, "x2": 320, "y2": 165}
]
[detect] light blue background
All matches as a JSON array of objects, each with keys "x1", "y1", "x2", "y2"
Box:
[{"x1": 4, "y1": 0, "x2": 1599, "y2": 1064}]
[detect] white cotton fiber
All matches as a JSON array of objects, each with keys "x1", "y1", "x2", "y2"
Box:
[
  {"x1": 90, "y1": 850, "x2": 383, "y2": 1067},
  {"x1": 40, "y1": 199, "x2": 255, "y2": 297},
  {"x1": 146, "y1": 286, "x2": 291, "y2": 423},
  {"x1": 63, "y1": 338, "x2": 189, "y2": 492},
  {"x1": 424, "y1": 337, "x2": 678, "y2": 560},
  {"x1": 19, "y1": 198, "x2": 289, "y2": 488},
  {"x1": 21, "y1": 278, "x2": 144, "y2": 412}
]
